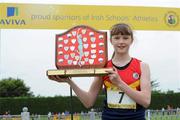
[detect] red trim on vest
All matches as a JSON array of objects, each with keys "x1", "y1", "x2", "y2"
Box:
[{"x1": 103, "y1": 58, "x2": 141, "y2": 90}]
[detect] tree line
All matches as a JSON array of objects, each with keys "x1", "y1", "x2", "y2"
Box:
[{"x1": 0, "y1": 78, "x2": 179, "y2": 115}]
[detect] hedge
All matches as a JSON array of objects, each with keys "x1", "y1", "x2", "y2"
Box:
[
  {"x1": 0, "y1": 96, "x2": 104, "y2": 115},
  {"x1": 0, "y1": 93, "x2": 179, "y2": 115}
]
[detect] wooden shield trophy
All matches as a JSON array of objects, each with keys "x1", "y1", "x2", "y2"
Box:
[{"x1": 47, "y1": 25, "x2": 112, "y2": 77}]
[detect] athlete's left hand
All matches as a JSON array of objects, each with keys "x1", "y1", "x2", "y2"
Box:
[{"x1": 105, "y1": 67, "x2": 122, "y2": 86}]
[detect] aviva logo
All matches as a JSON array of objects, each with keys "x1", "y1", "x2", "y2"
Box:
[
  {"x1": 7, "y1": 7, "x2": 19, "y2": 17},
  {"x1": 0, "y1": 7, "x2": 26, "y2": 26}
]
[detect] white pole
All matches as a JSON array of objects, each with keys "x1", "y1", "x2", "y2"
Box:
[{"x1": 147, "y1": 109, "x2": 151, "y2": 120}]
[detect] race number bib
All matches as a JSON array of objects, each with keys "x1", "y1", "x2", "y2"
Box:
[{"x1": 107, "y1": 89, "x2": 136, "y2": 109}]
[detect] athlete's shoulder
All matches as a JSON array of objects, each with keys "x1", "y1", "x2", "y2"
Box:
[
  {"x1": 132, "y1": 57, "x2": 142, "y2": 62},
  {"x1": 140, "y1": 62, "x2": 150, "y2": 70},
  {"x1": 132, "y1": 57, "x2": 149, "y2": 69},
  {"x1": 131, "y1": 58, "x2": 142, "y2": 67},
  {"x1": 105, "y1": 59, "x2": 113, "y2": 67}
]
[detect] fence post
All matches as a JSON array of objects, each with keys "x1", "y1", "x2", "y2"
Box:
[
  {"x1": 147, "y1": 109, "x2": 151, "y2": 120},
  {"x1": 70, "y1": 87, "x2": 73, "y2": 120}
]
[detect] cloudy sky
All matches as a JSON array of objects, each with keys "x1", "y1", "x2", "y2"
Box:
[{"x1": 0, "y1": 0, "x2": 180, "y2": 96}]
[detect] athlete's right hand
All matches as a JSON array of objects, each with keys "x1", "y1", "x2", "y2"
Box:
[{"x1": 48, "y1": 75, "x2": 71, "y2": 83}]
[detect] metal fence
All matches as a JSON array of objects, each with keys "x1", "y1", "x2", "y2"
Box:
[
  {"x1": 146, "y1": 109, "x2": 180, "y2": 120},
  {"x1": 0, "y1": 109, "x2": 180, "y2": 120},
  {"x1": 0, "y1": 112, "x2": 101, "y2": 120}
]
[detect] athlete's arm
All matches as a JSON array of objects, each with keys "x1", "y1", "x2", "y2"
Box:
[
  {"x1": 48, "y1": 76, "x2": 103, "y2": 108},
  {"x1": 106, "y1": 62, "x2": 151, "y2": 108},
  {"x1": 138, "y1": 62, "x2": 151, "y2": 107}
]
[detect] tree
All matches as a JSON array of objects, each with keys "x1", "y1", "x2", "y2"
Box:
[
  {"x1": 166, "y1": 90, "x2": 174, "y2": 94},
  {"x1": 151, "y1": 79, "x2": 162, "y2": 94},
  {"x1": 0, "y1": 77, "x2": 34, "y2": 97},
  {"x1": 151, "y1": 79, "x2": 159, "y2": 90}
]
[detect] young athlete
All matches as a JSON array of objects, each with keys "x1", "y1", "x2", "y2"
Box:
[{"x1": 48, "y1": 23, "x2": 151, "y2": 120}]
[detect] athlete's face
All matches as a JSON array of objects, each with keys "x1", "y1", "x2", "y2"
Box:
[{"x1": 111, "y1": 34, "x2": 133, "y2": 54}]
